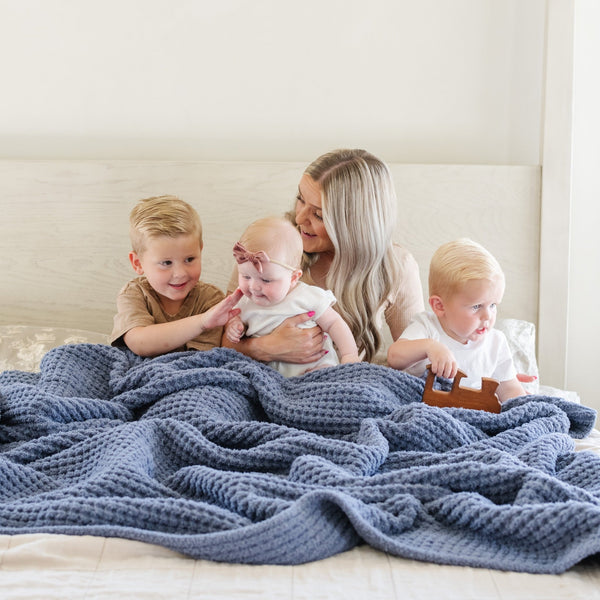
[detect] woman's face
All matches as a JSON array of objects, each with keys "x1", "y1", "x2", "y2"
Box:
[{"x1": 295, "y1": 174, "x2": 334, "y2": 255}]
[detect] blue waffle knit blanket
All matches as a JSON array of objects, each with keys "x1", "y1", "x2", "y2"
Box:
[{"x1": 0, "y1": 344, "x2": 599, "y2": 574}]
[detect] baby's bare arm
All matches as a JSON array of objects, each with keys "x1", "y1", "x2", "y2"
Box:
[{"x1": 315, "y1": 307, "x2": 359, "y2": 363}]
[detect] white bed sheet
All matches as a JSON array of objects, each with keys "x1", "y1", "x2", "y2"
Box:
[
  {"x1": 2, "y1": 534, "x2": 600, "y2": 600},
  {"x1": 1, "y1": 325, "x2": 600, "y2": 600}
]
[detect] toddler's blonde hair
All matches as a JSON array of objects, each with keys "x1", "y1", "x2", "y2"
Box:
[
  {"x1": 129, "y1": 195, "x2": 202, "y2": 255},
  {"x1": 239, "y1": 217, "x2": 303, "y2": 270},
  {"x1": 429, "y1": 238, "x2": 505, "y2": 299}
]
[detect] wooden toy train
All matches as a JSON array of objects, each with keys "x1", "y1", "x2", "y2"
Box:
[{"x1": 421, "y1": 364, "x2": 502, "y2": 413}]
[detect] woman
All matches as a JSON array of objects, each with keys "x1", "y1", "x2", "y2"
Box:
[{"x1": 224, "y1": 148, "x2": 424, "y2": 364}]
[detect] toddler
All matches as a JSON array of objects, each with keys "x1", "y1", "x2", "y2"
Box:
[
  {"x1": 387, "y1": 238, "x2": 525, "y2": 402},
  {"x1": 225, "y1": 216, "x2": 359, "y2": 376},
  {"x1": 110, "y1": 195, "x2": 242, "y2": 357}
]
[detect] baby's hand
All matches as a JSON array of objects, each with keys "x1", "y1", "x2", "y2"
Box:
[
  {"x1": 225, "y1": 315, "x2": 246, "y2": 344},
  {"x1": 426, "y1": 341, "x2": 458, "y2": 379}
]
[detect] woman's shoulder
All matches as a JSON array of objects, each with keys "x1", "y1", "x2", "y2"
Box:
[
  {"x1": 392, "y1": 242, "x2": 419, "y2": 268},
  {"x1": 383, "y1": 244, "x2": 425, "y2": 337},
  {"x1": 390, "y1": 243, "x2": 422, "y2": 290}
]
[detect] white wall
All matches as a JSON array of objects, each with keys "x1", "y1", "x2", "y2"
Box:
[
  {"x1": 537, "y1": 0, "x2": 599, "y2": 411},
  {"x1": 0, "y1": 0, "x2": 545, "y2": 164},
  {"x1": 568, "y1": 0, "x2": 600, "y2": 408},
  {"x1": 538, "y1": 0, "x2": 575, "y2": 395},
  {"x1": 2, "y1": 0, "x2": 598, "y2": 409}
]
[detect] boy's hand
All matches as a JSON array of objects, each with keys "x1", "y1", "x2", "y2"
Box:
[
  {"x1": 427, "y1": 341, "x2": 458, "y2": 379},
  {"x1": 225, "y1": 315, "x2": 246, "y2": 344},
  {"x1": 202, "y1": 288, "x2": 243, "y2": 331}
]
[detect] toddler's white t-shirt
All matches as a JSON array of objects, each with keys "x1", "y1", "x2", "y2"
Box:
[{"x1": 400, "y1": 311, "x2": 516, "y2": 388}]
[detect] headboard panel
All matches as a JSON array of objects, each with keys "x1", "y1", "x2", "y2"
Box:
[
  {"x1": 0, "y1": 160, "x2": 540, "y2": 337},
  {"x1": 390, "y1": 164, "x2": 541, "y2": 325}
]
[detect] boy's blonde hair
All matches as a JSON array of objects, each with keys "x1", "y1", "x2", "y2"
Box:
[
  {"x1": 239, "y1": 216, "x2": 303, "y2": 270},
  {"x1": 429, "y1": 238, "x2": 505, "y2": 298},
  {"x1": 129, "y1": 195, "x2": 203, "y2": 255}
]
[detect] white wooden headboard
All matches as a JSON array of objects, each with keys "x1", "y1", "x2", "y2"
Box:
[{"x1": 0, "y1": 160, "x2": 540, "y2": 339}]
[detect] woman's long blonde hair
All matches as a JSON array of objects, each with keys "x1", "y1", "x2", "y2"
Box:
[{"x1": 291, "y1": 149, "x2": 400, "y2": 362}]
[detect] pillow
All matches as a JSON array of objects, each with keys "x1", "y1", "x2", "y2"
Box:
[
  {"x1": 0, "y1": 325, "x2": 108, "y2": 372},
  {"x1": 0, "y1": 321, "x2": 581, "y2": 403},
  {"x1": 496, "y1": 318, "x2": 540, "y2": 394},
  {"x1": 496, "y1": 318, "x2": 582, "y2": 402}
]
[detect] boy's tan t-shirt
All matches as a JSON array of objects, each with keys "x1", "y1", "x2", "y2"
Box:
[{"x1": 110, "y1": 276, "x2": 225, "y2": 351}]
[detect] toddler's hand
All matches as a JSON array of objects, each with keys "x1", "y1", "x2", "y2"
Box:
[
  {"x1": 427, "y1": 341, "x2": 458, "y2": 379},
  {"x1": 516, "y1": 373, "x2": 538, "y2": 383}
]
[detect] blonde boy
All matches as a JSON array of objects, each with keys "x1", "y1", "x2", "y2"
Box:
[
  {"x1": 387, "y1": 238, "x2": 525, "y2": 402},
  {"x1": 110, "y1": 195, "x2": 242, "y2": 357},
  {"x1": 225, "y1": 216, "x2": 359, "y2": 376}
]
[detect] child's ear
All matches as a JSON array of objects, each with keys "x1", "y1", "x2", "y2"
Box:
[
  {"x1": 290, "y1": 269, "x2": 303, "y2": 288},
  {"x1": 429, "y1": 295, "x2": 445, "y2": 317},
  {"x1": 129, "y1": 251, "x2": 144, "y2": 275}
]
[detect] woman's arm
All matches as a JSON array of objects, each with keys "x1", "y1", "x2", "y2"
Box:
[{"x1": 221, "y1": 312, "x2": 327, "y2": 363}]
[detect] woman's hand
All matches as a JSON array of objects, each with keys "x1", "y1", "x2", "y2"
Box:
[
  {"x1": 221, "y1": 312, "x2": 327, "y2": 364},
  {"x1": 267, "y1": 313, "x2": 327, "y2": 363}
]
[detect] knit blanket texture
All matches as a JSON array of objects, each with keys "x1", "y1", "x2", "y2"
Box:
[{"x1": 0, "y1": 344, "x2": 599, "y2": 574}]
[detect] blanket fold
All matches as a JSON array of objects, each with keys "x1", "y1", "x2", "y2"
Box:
[{"x1": 0, "y1": 344, "x2": 599, "y2": 573}]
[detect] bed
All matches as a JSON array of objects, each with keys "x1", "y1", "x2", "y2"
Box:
[{"x1": 1, "y1": 159, "x2": 599, "y2": 599}]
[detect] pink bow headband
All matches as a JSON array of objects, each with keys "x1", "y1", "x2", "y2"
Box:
[{"x1": 232, "y1": 242, "x2": 296, "y2": 273}]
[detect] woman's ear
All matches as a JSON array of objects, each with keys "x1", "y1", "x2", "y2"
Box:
[
  {"x1": 429, "y1": 295, "x2": 445, "y2": 317},
  {"x1": 129, "y1": 251, "x2": 144, "y2": 275}
]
